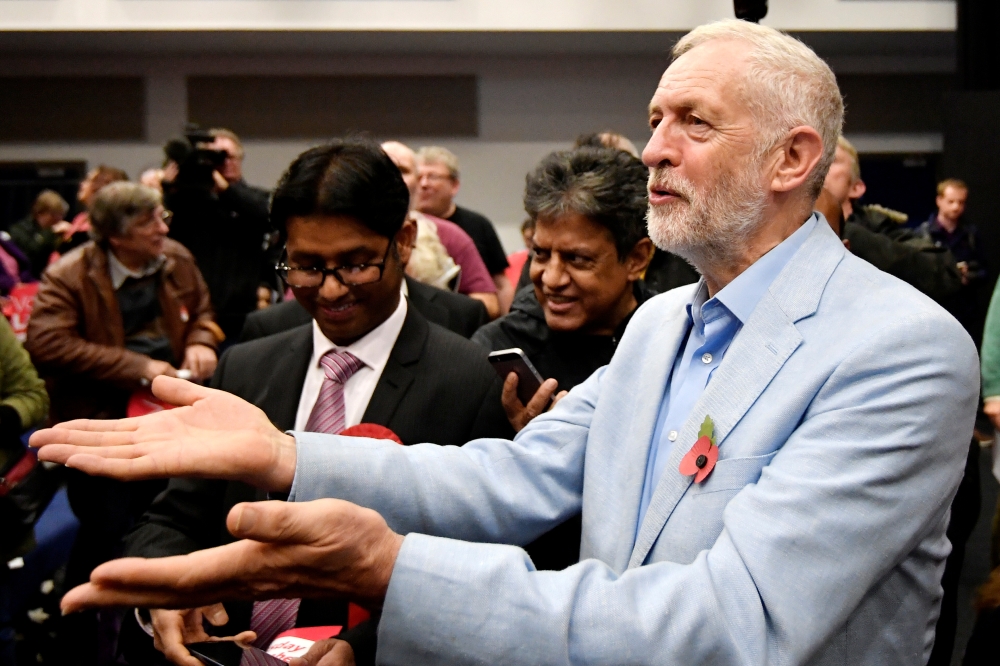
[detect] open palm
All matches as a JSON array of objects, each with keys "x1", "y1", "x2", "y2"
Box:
[{"x1": 30, "y1": 376, "x2": 297, "y2": 492}]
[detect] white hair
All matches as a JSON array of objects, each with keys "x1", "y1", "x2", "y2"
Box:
[{"x1": 673, "y1": 19, "x2": 844, "y2": 197}]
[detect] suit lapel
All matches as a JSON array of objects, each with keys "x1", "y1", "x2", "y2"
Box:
[
  {"x1": 361, "y1": 306, "x2": 427, "y2": 431},
  {"x1": 597, "y1": 292, "x2": 692, "y2": 572},
  {"x1": 628, "y1": 221, "x2": 846, "y2": 568},
  {"x1": 259, "y1": 325, "x2": 312, "y2": 431}
]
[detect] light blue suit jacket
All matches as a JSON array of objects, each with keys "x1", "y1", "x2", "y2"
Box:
[{"x1": 289, "y1": 220, "x2": 979, "y2": 665}]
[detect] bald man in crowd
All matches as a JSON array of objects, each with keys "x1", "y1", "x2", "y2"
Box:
[{"x1": 36, "y1": 20, "x2": 977, "y2": 666}]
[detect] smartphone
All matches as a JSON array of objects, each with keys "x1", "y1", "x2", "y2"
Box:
[
  {"x1": 187, "y1": 641, "x2": 288, "y2": 666},
  {"x1": 488, "y1": 348, "x2": 545, "y2": 405}
]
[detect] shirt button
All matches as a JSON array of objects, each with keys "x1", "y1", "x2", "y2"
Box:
[
  {"x1": 668, "y1": 430, "x2": 678, "y2": 441},
  {"x1": 702, "y1": 353, "x2": 713, "y2": 364}
]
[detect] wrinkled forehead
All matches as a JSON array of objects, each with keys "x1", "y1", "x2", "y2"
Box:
[{"x1": 651, "y1": 39, "x2": 753, "y2": 113}]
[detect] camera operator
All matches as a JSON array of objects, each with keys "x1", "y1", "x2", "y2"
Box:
[{"x1": 162, "y1": 127, "x2": 278, "y2": 342}]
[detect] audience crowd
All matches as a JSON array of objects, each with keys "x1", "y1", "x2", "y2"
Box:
[{"x1": 2, "y1": 37, "x2": 1000, "y2": 665}]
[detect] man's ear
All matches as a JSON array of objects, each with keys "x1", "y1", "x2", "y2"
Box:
[
  {"x1": 395, "y1": 217, "x2": 417, "y2": 267},
  {"x1": 770, "y1": 126, "x2": 824, "y2": 194},
  {"x1": 848, "y1": 178, "x2": 867, "y2": 201},
  {"x1": 626, "y1": 238, "x2": 655, "y2": 281}
]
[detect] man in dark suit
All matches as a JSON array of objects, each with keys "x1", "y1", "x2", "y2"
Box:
[
  {"x1": 240, "y1": 275, "x2": 487, "y2": 341},
  {"x1": 119, "y1": 139, "x2": 511, "y2": 666}
]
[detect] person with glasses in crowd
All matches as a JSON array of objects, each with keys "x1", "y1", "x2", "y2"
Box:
[
  {"x1": 415, "y1": 146, "x2": 515, "y2": 313},
  {"x1": 23, "y1": 181, "x2": 222, "y2": 665},
  {"x1": 239, "y1": 140, "x2": 491, "y2": 341},
  {"x1": 114, "y1": 140, "x2": 512, "y2": 666}
]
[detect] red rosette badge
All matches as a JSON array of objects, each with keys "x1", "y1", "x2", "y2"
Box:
[{"x1": 678, "y1": 415, "x2": 718, "y2": 483}]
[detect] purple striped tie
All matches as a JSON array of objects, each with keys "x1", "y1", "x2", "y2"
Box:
[
  {"x1": 250, "y1": 350, "x2": 364, "y2": 649},
  {"x1": 304, "y1": 350, "x2": 365, "y2": 435},
  {"x1": 249, "y1": 597, "x2": 301, "y2": 650}
]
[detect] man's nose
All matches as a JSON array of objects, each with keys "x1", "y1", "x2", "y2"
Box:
[
  {"x1": 318, "y1": 273, "x2": 349, "y2": 300},
  {"x1": 642, "y1": 123, "x2": 680, "y2": 169},
  {"x1": 542, "y1": 259, "x2": 570, "y2": 288}
]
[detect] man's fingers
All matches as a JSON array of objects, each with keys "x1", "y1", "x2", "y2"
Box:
[
  {"x1": 151, "y1": 609, "x2": 204, "y2": 666},
  {"x1": 291, "y1": 638, "x2": 355, "y2": 666},
  {"x1": 500, "y1": 373, "x2": 523, "y2": 420},
  {"x1": 30, "y1": 422, "x2": 141, "y2": 450},
  {"x1": 54, "y1": 417, "x2": 144, "y2": 432},
  {"x1": 202, "y1": 602, "x2": 229, "y2": 626},
  {"x1": 62, "y1": 545, "x2": 255, "y2": 612},
  {"x1": 61, "y1": 453, "x2": 169, "y2": 480},
  {"x1": 151, "y1": 375, "x2": 215, "y2": 407},
  {"x1": 524, "y1": 379, "x2": 559, "y2": 418},
  {"x1": 227, "y1": 500, "x2": 342, "y2": 544},
  {"x1": 32, "y1": 428, "x2": 139, "y2": 452},
  {"x1": 549, "y1": 390, "x2": 569, "y2": 410}
]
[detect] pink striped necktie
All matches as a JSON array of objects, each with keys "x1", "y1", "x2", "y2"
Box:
[
  {"x1": 250, "y1": 349, "x2": 364, "y2": 648},
  {"x1": 304, "y1": 349, "x2": 365, "y2": 435}
]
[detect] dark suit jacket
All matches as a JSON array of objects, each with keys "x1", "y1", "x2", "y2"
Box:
[
  {"x1": 240, "y1": 276, "x2": 488, "y2": 342},
  {"x1": 121, "y1": 306, "x2": 511, "y2": 660}
]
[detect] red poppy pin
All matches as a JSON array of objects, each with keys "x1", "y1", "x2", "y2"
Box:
[{"x1": 678, "y1": 415, "x2": 718, "y2": 483}]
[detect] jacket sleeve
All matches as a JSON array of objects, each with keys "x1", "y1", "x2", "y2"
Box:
[
  {"x1": 0, "y1": 315, "x2": 48, "y2": 430},
  {"x1": 25, "y1": 270, "x2": 149, "y2": 388},
  {"x1": 289, "y1": 366, "x2": 600, "y2": 544},
  {"x1": 982, "y1": 279, "x2": 1000, "y2": 399}
]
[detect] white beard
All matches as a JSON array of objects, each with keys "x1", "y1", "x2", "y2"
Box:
[{"x1": 646, "y1": 158, "x2": 769, "y2": 269}]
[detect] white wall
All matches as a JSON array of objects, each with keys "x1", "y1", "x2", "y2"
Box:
[{"x1": 0, "y1": 0, "x2": 956, "y2": 31}]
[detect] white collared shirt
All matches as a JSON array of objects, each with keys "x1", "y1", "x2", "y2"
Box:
[
  {"x1": 107, "y1": 251, "x2": 166, "y2": 290},
  {"x1": 293, "y1": 295, "x2": 408, "y2": 431}
]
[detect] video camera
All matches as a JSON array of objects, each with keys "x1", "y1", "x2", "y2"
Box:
[{"x1": 163, "y1": 124, "x2": 228, "y2": 190}]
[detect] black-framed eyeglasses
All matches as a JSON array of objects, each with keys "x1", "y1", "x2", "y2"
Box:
[{"x1": 276, "y1": 241, "x2": 394, "y2": 288}]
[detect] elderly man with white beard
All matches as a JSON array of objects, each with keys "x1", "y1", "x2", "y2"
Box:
[{"x1": 32, "y1": 19, "x2": 978, "y2": 666}]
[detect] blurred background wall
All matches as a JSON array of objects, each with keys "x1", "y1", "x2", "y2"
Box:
[{"x1": 0, "y1": 0, "x2": 959, "y2": 252}]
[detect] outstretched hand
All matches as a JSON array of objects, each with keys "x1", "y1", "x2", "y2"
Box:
[
  {"x1": 60, "y1": 499, "x2": 402, "y2": 615},
  {"x1": 29, "y1": 376, "x2": 297, "y2": 492}
]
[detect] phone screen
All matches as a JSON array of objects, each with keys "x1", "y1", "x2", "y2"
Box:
[
  {"x1": 489, "y1": 349, "x2": 544, "y2": 405},
  {"x1": 187, "y1": 641, "x2": 288, "y2": 666}
]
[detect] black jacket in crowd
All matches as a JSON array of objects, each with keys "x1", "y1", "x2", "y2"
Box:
[
  {"x1": 240, "y1": 276, "x2": 488, "y2": 342},
  {"x1": 119, "y1": 306, "x2": 512, "y2": 665},
  {"x1": 164, "y1": 179, "x2": 276, "y2": 341},
  {"x1": 914, "y1": 213, "x2": 988, "y2": 341},
  {"x1": 472, "y1": 281, "x2": 653, "y2": 570},
  {"x1": 844, "y1": 212, "x2": 962, "y2": 306}
]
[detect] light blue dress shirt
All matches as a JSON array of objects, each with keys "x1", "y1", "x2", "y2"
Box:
[{"x1": 636, "y1": 215, "x2": 818, "y2": 530}]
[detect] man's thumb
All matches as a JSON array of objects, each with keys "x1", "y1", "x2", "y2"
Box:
[
  {"x1": 150, "y1": 375, "x2": 213, "y2": 406},
  {"x1": 227, "y1": 501, "x2": 314, "y2": 544}
]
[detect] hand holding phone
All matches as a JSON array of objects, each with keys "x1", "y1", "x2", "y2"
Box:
[
  {"x1": 489, "y1": 349, "x2": 562, "y2": 432},
  {"x1": 488, "y1": 349, "x2": 544, "y2": 405}
]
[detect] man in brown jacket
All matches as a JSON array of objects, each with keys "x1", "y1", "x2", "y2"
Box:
[{"x1": 25, "y1": 181, "x2": 222, "y2": 664}]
